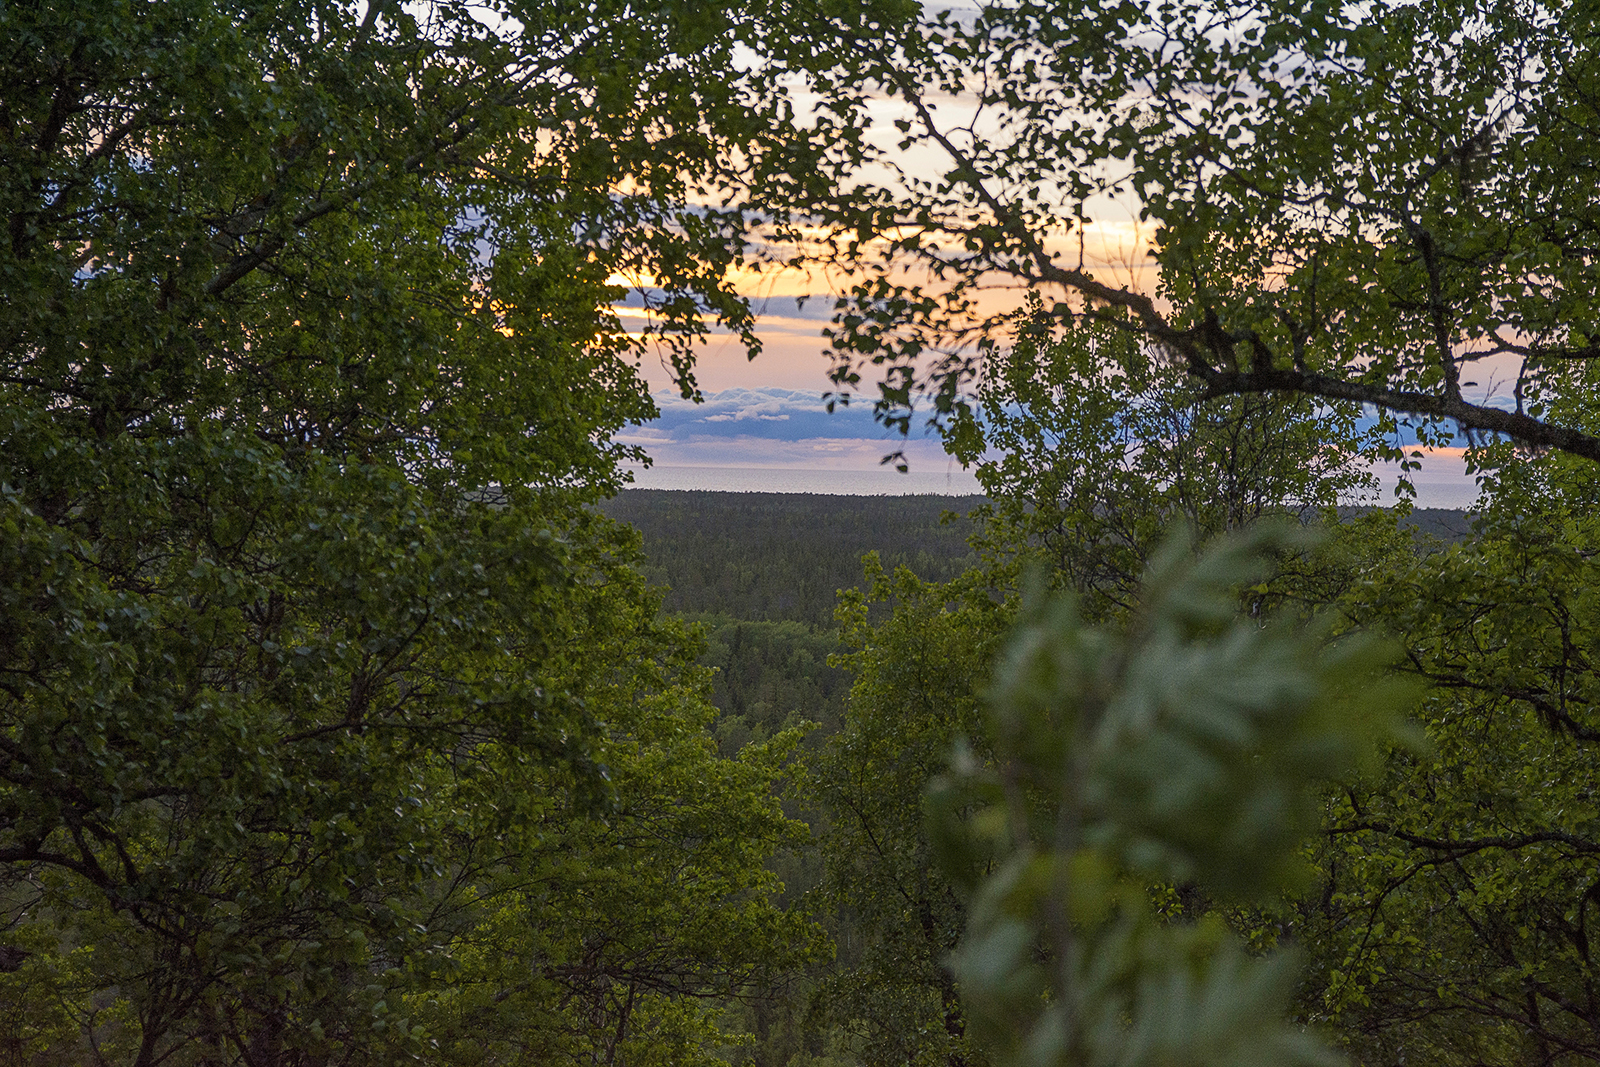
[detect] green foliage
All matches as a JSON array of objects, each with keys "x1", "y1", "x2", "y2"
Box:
[
  {"x1": 926, "y1": 529, "x2": 1422, "y2": 1067},
  {"x1": 412, "y1": 583, "x2": 825, "y2": 1066},
  {"x1": 801, "y1": 557, "x2": 1007, "y2": 1067},
  {"x1": 600, "y1": 490, "x2": 999, "y2": 1067},
  {"x1": 0, "y1": 1, "x2": 818, "y2": 1062},
  {"x1": 1297, "y1": 460, "x2": 1600, "y2": 1064},
  {"x1": 757, "y1": 0, "x2": 1600, "y2": 462},
  {"x1": 948, "y1": 303, "x2": 1374, "y2": 620},
  {"x1": 0, "y1": 501, "x2": 818, "y2": 1063}
]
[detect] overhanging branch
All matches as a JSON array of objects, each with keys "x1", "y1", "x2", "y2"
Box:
[{"x1": 1201, "y1": 365, "x2": 1600, "y2": 462}]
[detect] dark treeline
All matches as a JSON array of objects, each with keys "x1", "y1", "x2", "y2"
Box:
[
  {"x1": 609, "y1": 491, "x2": 1473, "y2": 631},
  {"x1": 1340, "y1": 506, "x2": 1474, "y2": 542},
  {"x1": 611, "y1": 492, "x2": 1473, "y2": 765},
  {"x1": 602, "y1": 489, "x2": 984, "y2": 627},
  {"x1": 602, "y1": 490, "x2": 983, "y2": 755}
]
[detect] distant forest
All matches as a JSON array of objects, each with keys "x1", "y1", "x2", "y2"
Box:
[
  {"x1": 598, "y1": 491, "x2": 985, "y2": 757},
  {"x1": 601, "y1": 488, "x2": 1473, "y2": 762},
  {"x1": 601, "y1": 490, "x2": 986, "y2": 626},
  {"x1": 607, "y1": 490, "x2": 1473, "y2": 627}
]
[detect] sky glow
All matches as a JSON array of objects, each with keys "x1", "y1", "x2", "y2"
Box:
[{"x1": 610, "y1": 5, "x2": 1489, "y2": 508}]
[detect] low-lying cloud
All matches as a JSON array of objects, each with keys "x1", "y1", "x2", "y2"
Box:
[
  {"x1": 617, "y1": 387, "x2": 965, "y2": 473},
  {"x1": 642, "y1": 387, "x2": 888, "y2": 442}
]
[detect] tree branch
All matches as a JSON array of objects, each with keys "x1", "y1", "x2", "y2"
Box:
[{"x1": 1200, "y1": 365, "x2": 1600, "y2": 461}]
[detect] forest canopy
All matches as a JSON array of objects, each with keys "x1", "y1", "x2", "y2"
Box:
[
  {"x1": 5, "y1": 1, "x2": 1600, "y2": 1066},
  {"x1": 755, "y1": 0, "x2": 1600, "y2": 466}
]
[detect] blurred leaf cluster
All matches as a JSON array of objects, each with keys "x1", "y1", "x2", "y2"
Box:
[{"x1": 927, "y1": 529, "x2": 1422, "y2": 1067}]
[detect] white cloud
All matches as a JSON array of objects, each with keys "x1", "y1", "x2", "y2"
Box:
[
  {"x1": 647, "y1": 387, "x2": 880, "y2": 440},
  {"x1": 704, "y1": 399, "x2": 791, "y2": 422},
  {"x1": 620, "y1": 386, "x2": 996, "y2": 482}
]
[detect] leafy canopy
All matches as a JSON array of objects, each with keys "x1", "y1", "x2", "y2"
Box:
[
  {"x1": 0, "y1": 0, "x2": 817, "y2": 1062},
  {"x1": 756, "y1": 0, "x2": 1600, "y2": 465}
]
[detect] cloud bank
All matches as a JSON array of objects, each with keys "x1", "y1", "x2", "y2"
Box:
[
  {"x1": 617, "y1": 387, "x2": 964, "y2": 472},
  {"x1": 621, "y1": 388, "x2": 1487, "y2": 508}
]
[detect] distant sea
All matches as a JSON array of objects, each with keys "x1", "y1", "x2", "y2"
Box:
[
  {"x1": 627, "y1": 461, "x2": 1484, "y2": 508},
  {"x1": 624, "y1": 464, "x2": 986, "y2": 496},
  {"x1": 1371, "y1": 457, "x2": 1484, "y2": 510}
]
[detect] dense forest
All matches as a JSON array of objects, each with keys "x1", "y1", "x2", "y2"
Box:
[
  {"x1": 601, "y1": 491, "x2": 985, "y2": 626},
  {"x1": 6, "y1": 2, "x2": 1600, "y2": 1066},
  {"x1": 600, "y1": 490, "x2": 982, "y2": 750},
  {"x1": 605, "y1": 491, "x2": 1501, "y2": 1066},
  {"x1": 605, "y1": 489, "x2": 1471, "y2": 751}
]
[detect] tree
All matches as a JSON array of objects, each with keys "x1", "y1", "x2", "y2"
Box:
[
  {"x1": 758, "y1": 0, "x2": 1600, "y2": 464},
  {"x1": 0, "y1": 1, "x2": 808, "y2": 1062},
  {"x1": 801, "y1": 556, "x2": 1006, "y2": 1067},
  {"x1": 1294, "y1": 457, "x2": 1600, "y2": 1065},
  {"x1": 0, "y1": 513, "x2": 822, "y2": 1065},
  {"x1": 946, "y1": 300, "x2": 1374, "y2": 621},
  {"x1": 927, "y1": 528, "x2": 1420, "y2": 1067},
  {"x1": 794, "y1": 275, "x2": 1384, "y2": 1062},
  {"x1": 406, "y1": 553, "x2": 825, "y2": 1067}
]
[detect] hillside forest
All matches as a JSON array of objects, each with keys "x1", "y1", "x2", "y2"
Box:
[{"x1": 6, "y1": 2, "x2": 1600, "y2": 1066}]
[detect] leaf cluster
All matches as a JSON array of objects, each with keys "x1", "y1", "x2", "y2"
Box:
[{"x1": 927, "y1": 528, "x2": 1422, "y2": 1067}]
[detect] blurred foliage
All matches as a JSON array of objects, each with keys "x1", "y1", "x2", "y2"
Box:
[{"x1": 927, "y1": 528, "x2": 1422, "y2": 1067}]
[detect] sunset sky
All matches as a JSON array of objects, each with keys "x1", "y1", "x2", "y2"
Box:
[
  {"x1": 617, "y1": 274, "x2": 1489, "y2": 508},
  {"x1": 609, "y1": 83, "x2": 1491, "y2": 508}
]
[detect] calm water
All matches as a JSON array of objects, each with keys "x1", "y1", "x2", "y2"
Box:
[{"x1": 627, "y1": 461, "x2": 1483, "y2": 508}]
